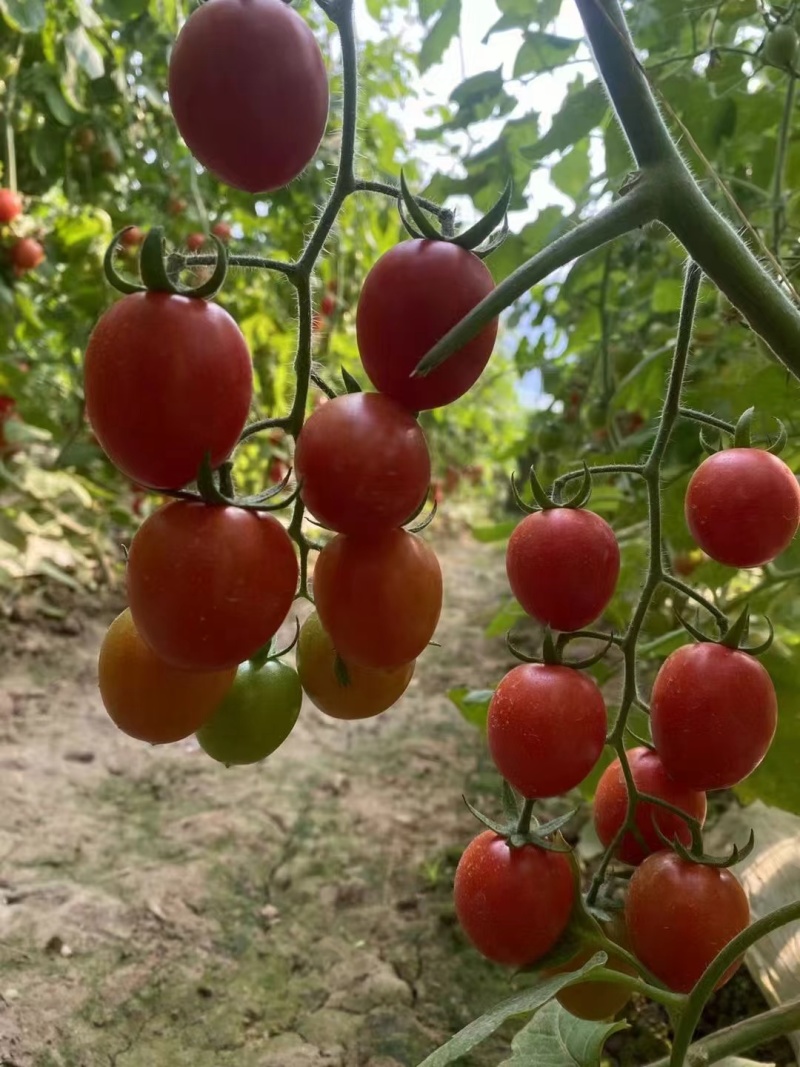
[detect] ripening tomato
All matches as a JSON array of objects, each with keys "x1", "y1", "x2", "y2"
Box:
[
  {"x1": 0, "y1": 188, "x2": 23, "y2": 224},
  {"x1": 168, "y1": 0, "x2": 329, "y2": 193},
  {"x1": 84, "y1": 292, "x2": 253, "y2": 489},
  {"x1": 296, "y1": 612, "x2": 415, "y2": 720},
  {"x1": 168, "y1": 197, "x2": 187, "y2": 216},
  {"x1": 506, "y1": 509, "x2": 620, "y2": 632},
  {"x1": 548, "y1": 919, "x2": 636, "y2": 1021},
  {"x1": 120, "y1": 226, "x2": 144, "y2": 249},
  {"x1": 625, "y1": 852, "x2": 750, "y2": 992},
  {"x1": 127, "y1": 501, "x2": 298, "y2": 671},
  {"x1": 98, "y1": 609, "x2": 236, "y2": 744},
  {"x1": 487, "y1": 664, "x2": 607, "y2": 798},
  {"x1": 186, "y1": 232, "x2": 206, "y2": 252},
  {"x1": 454, "y1": 831, "x2": 574, "y2": 967},
  {"x1": 211, "y1": 221, "x2": 232, "y2": 242},
  {"x1": 356, "y1": 240, "x2": 497, "y2": 410},
  {"x1": 294, "y1": 393, "x2": 431, "y2": 535},
  {"x1": 685, "y1": 449, "x2": 800, "y2": 567},
  {"x1": 11, "y1": 238, "x2": 45, "y2": 274},
  {"x1": 320, "y1": 293, "x2": 335, "y2": 316},
  {"x1": 650, "y1": 642, "x2": 777, "y2": 790},
  {"x1": 196, "y1": 658, "x2": 302, "y2": 765},
  {"x1": 593, "y1": 748, "x2": 707, "y2": 865},
  {"x1": 312, "y1": 529, "x2": 442, "y2": 670}
]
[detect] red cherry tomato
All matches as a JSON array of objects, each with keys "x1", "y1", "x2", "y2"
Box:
[
  {"x1": 127, "y1": 500, "x2": 298, "y2": 671},
  {"x1": 454, "y1": 831, "x2": 575, "y2": 967},
  {"x1": 186, "y1": 232, "x2": 206, "y2": 251},
  {"x1": 685, "y1": 448, "x2": 800, "y2": 567},
  {"x1": 168, "y1": 197, "x2": 187, "y2": 216},
  {"x1": 650, "y1": 642, "x2": 777, "y2": 791},
  {"x1": 169, "y1": 0, "x2": 329, "y2": 193},
  {"x1": 211, "y1": 221, "x2": 232, "y2": 242},
  {"x1": 488, "y1": 664, "x2": 607, "y2": 798},
  {"x1": 84, "y1": 292, "x2": 253, "y2": 489},
  {"x1": 0, "y1": 188, "x2": 22, "y2": 224},
  {"x1": 294, "y1": 393, "x2": 430, "y2": 535},
  {"x1": 320, "y1": 293, "x2": 336, "y2": 316},
  {"x1": 120, "y1": 226, "x2": 145, "y2": 248},
  {"x1": 11, "y1": 238, "x2": 45, "y2": 274},
  {"x1": 356, "y1": 240, "x2": 497, "y2": 410},
  {"x1": 506, "y1": 509, "x2": 620, "y2": 632},
  {"x1": 312, "y1": 529, "x2": 441, "y2": 670},
  {"x1": 625, "y1": 852, "x2": 750, "y2": 992},
  {"x1": 593, "y1": 748, "x2": 707, "y2": 865}
]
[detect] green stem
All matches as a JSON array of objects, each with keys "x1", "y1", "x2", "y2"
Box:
[
  {"x1": 662, "y1": 573, "x2": 728, "y2": 630},
  {"x1": 515, "y1": 798, "x2": 535, "y2": 836},
  {"x1": 354, "y1": 178, "x2": 449, "y2": 219},
  {"x1": 577, "y1": 966, "x2": 686, "y2": 1012},
  {"x1": 2, "y1": 41, "x2": 23, "y2": 191},
  {"x1": 669, "y1": 902, "x2": 800, "y2": 1067},
  {"x1": 772, "y1": 73, "x2": 796, "y2": 255},
  {"x1": 677, "y1": 407, "x2": 735, "y2": 435}
]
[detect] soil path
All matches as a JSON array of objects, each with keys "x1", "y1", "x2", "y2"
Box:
[{"x1": 0, "y1": 534, "x2": 520, "y2": 1067}]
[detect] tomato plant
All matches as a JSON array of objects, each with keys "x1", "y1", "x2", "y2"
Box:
[
  {"x1": 625, "y1": 852, "x2": 750, "y2": 993},
  {"x1": 98, "y1": 609, "x2": 236, "y2": 744},
  {"x1": 84, "y1": 292, "x2": 254, "y2": 489},
  {"x1": 487, "y1": 663, "x2": 607, "y2": 798},
  {"x1": 127, "y1": 501, "x2": 298, "y2": 671},
  {"x1": 593, "y1": 748, "x2": 707, "y2": 865},
  {"x1": 685, "y1": 448, "x2": 800, "y2": 567},
  {"x1": 454, "y1": 831, "x2": 575, "y2": 967},
  {"x1": 312, "y1": 529, "x2": 441, "y2": 670},
  {"x1": 650, "y1": 642, "x2": 778, "y2": 791},
  {"x1": 196, "y1": 658, "x2": 302, "y2": 765},
  {"x1": 296, "y1": 612, "x2": 415, "y2": 719},
  {"x1": 168, "y1": 0, "x2": 329, "y2": 193},
  {"x1": 294, "y1": 392, "x2": 431, "y2": 534},
  {"x1": 356, "y1": 240, "x2": 497, "y2": 410},
  {"x1": 505, "y1": 508, "x2": 620, "y2": 632}
]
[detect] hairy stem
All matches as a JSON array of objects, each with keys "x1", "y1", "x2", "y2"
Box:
[{"x1": 772, "y1": 72, "x2": 796, "y2": 255}]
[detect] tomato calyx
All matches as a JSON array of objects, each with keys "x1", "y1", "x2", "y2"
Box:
[
  {"x1": 398, "y1": 170, "x2": 511, "y2": 258},
  {"x1": 196, "y1": 451, "x2": 299, "y2": 512},
  {"x1": 511, "y1": 461, "x2": 592, "y2": 514},
  {"x1": 507, "y1": 626, "x2": 616, "y2": 670},
  {"x1": 699, "y1": 405, "x2": 788, "y2": 456},
  {"x1": 104, "y1": 226, "x2": 229, "y2": 300},
  {"x1": 463, "y1": 783, "x2": 576, "y2": 854},
  {"x1": 249, "y1": 620, "x2": 301, "y2": 671},
  {"x1": 676, "y1": 602, "x2": 775, "y2": 657},
  {"x1": 652, "y1": 816, "x2": 756, "y2": 870}
]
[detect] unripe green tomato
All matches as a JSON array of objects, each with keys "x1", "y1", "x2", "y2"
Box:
[
  {"x1": 764, "y1": 24, "x2": 799, "y2": 70},
  {"x1": 196, "y1": 658, "x2": 302, "y2": 766},
  {"x1": 538, "y1": 421, "x2": 565, "y2": 452}
]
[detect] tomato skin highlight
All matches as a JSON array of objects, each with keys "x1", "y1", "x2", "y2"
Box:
[
  {"x1": 454, "y1": 831, "x2": 575, "y2": 967},
  {"x1": 98, "y1": 609, "x2": 236, "y2": 744},
  {"x1": 0, "y1": 188, "x2": 22, "y2": 224},
  {"x1": 297, "y1": 612, "x2": 415, "y2": 720},
  {"x1": 127, "y1": 501, "x2": 298, "y2": 671},
  {"x1": 650, "y1": 643, "x2": 777, "y2": 791},
  {"x1": 506, "y1": 509, "x2": 620, "y2": 632},
  {"x1": 312, "y1": 529, "x2": 442, "y2": 670},
  {"x1": 685, "y1": 448, "x2": 800, "y2": 567},
  {"x1": 593, "y1": 747, "x2": 707, "y2": 865},
  {"x1": 625, "y1": 852, "x2": 750, "y2": 993},
  {"x1": 356, "y1": 240, "x2": 497, "y2": 410},
  {"x1": 294, "y1": 393, "x2": 431, "y2": 535},
  {"x1": 487, "y1": 664, "x2": 607, "y2": 798},
  {"x1": 84, "y1": 292, "x2": 253, "y2": 489},
  {"x1": 168, "y1": 0, "x2": 329, "y2": 193},
  {"x1": 196, "y1": 659, "x2": 302, "y2": 765}
]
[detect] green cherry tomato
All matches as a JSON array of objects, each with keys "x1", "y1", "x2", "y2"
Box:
[{"x1": 196, "y1": 658, "x2": 302, "y2": 766}]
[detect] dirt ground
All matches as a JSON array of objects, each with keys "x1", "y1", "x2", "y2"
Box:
[{"x1": 0, "y1": 531, "x2": 791, "y2": 1067}]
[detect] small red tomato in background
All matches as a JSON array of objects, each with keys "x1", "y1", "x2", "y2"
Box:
[
  {"x1": 685, "y1": 448, "x2": 800, "y2": 567},
  {"x1": 593, "y1": 747, "x2": 707, "y2": 865},
  {"x1": 320, "y1": 292, "x2": 336, "y2": 316},
  {"x1": 120, "y1": 226, "x2": 145, "y2": 249},
  {"x1": 625, "y1": 851, "x2": 750, "y2": 993},
  {"x1": 76, "y1": 127, "x2": 96, "y2": 152},
  {"x1": 454, "y1": 831, "x2": 574, "y2": 967},
  {"x1": 268, "y1": 458, "x2": 288, "y2": 484},
  {"x1": 211, "y1": 220, "x2": 232, "y2": 242},
  {"x1": 506, "y1": 509, "x2": 620, "y2": 632},
  {"x1": 186, "y1": 232, "x2": 206, "y2": 251},
  {"x1": 168, "y1": 197, "x2": 187, "y2": 216},
  {"x1": 672, "y1": 551, "x2": 699, "y2": 577},
  {"x1": 650, "y1": 642, "x2": 777, "y2": 791},
  {"x1": 11, "y1": 238, "x2": 45, "y2": 274},
  {"x1": 0, "y1": 394, "x2": 19, "y2": 458},
  {"x1": 0, "y1": 188, "x2": 23, "y2": 224},
  {"x1": 443, "y1": 466, "x2": 460, "y2": 494}
]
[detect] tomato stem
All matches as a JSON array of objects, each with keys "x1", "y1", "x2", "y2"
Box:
[{"x1": 515, "y1": 798, "x2": 535, "y2": 836}]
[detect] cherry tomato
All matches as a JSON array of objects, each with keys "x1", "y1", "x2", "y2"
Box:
[
  {"x1": 548, "y1": 920, "x2": 636, "y2": 1021},
  {"x1": 168, "y1": 197, "x2": 187, "y2": 216},
  {"x1": 297, "y1": 612, "x2": 415, "y2": 720},
  {"x1": 211, "y1": 221, "x2": 232, "y2": 242},
  {"x1": 11, "y1": 238, "x2": 45, "y2": 274},
  {"x1": 672, "y1": 551, "x2": 698, "y2": 577},
  {"x1": 625, "y1": 852, "x2": 750, "y2": 992},
  {"x1": 320, "y1": 293, "x2": 336, "y2": 316},
  {"x1": 356, "y1": 240, "x2": 497, "y2": 410},
  {"x1": 593, "y1": 748, "x2": 707, "y2": 865},
  {"x1": 454, "y1": 831, "x2": 574, "y2": 967},
  {"x1": 169, "y1": 0, "x2": 329, "y2": 193},
  {"x1": 76, "y1": 127, "x2": 96, "y2": 152},
  {"x1": 268, "y1": 458, "x2": 289, "y2": 485},
  {"x1": 488, "y1": 664, "x2": 606, "y2": 798},
  {"x1": 186, "y1": 232, "x2": 206, "y2": 251},
  {"x1": 0, "y1": 188, "x2": 22, "y2": 224},
  {"x1": 196, "y1": 658, "x2": 302, "y2": 765},
  {"x1": 127, "y1": 501, "x2": 298, "y2": 671},
  {"x1": 98, "y1": 609, "x2": 236, "y2": 744},
  {"x1": 650, "y1": 642, "x2": 777, "y2": 790},
  {"x1": 312, "y1": 529, "x2": 442, "y2": 670},
  {"x1": 506, "y1": 509, "x2": 620, "y2": 632},
  {"x1": 84, "y1": 292, "x2": 253, "y2": 489},
  {"x1": 764, "y1": 24, "x2": 799, "y2": 69},
  {"x1": 685, "y1": 448, "x2": 800, "y2": 567},
  {"x1": 120, "y1": 226, "x2": 144, "y2": 248},
  {"x1": 294, "y1": 393, "x2": 431, "y2": 535}
]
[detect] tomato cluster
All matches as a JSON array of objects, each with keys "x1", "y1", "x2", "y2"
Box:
[{"x1": 0, "y1": 187, "x2": 46, "y2": 279}]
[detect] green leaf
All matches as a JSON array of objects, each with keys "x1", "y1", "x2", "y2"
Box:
[
  {"x1": 551, "y1": 141, "x2": 591, "y2": 200},
  {"x1": 485, "y1": 596, "x2": 526, "y2": 638},
  {"x1": 0, "y1": 0, "x2": 46, "y2": 31},
  {"x1": 513, "y1": 32, "x2": 580, "y2": 78},
  {"x1": 0, "y1": 512, "x2": 27, "y2": 553},
  {"x1": 42, "y1": 79, "x2": 75, "y2": 126},
  {"x1": 471, "y1": 519, "x2": 519, "y2": 543},
  {"x1": 447, "y1": 687, "x2": 493, "y2": 731},
  {"x1": 66, "y1": 27, "x2": 105, "y2": 80},
  {"x1": 522, "y1": 81, "x2": 608, "y2": 162},
  {"x1": 419, "y1": 0, "x2": 460, "y2": 74},
  {"x1": 498, "y1": 1000, "x2": 628, "y2": 1067}
]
